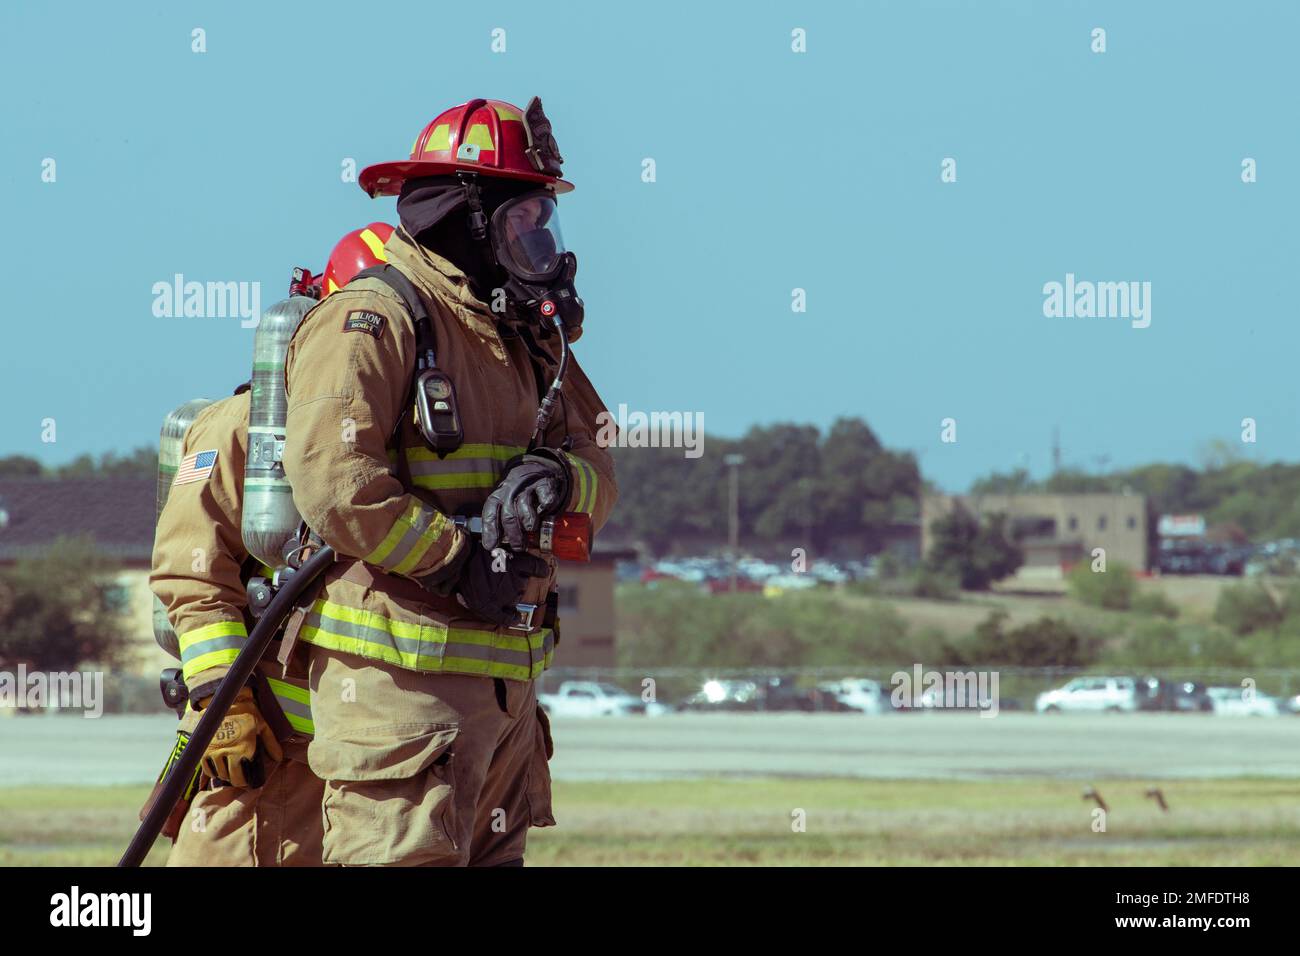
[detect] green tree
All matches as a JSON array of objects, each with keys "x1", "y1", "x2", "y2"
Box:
[
  {"x1": 925, "y1": 505, "x2": 1023, "y2": 590},
  {"x1": 0, "y1": 455, "x2": 42, "y2": 477},
  {"x1": 0, "y1": 536, "x2": 133, "y2": 670},
  {"x1": 55, "y1": 447, "x2": 156, "y2": 479},
  {"x1": 970, "y1": 468, "x2": 1035, "y2": 495}
]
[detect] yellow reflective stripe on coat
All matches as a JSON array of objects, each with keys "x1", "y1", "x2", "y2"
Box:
[
  {"x1": 266, "y1": 677, "x2": 315, "y2": 736},
  {"x1": 363, "y1": 500, "x2": 451, "y2": 574},
  {"x1": 564, "y1": 452, "x2": 598, "y2": 514},
  {"x1": 298, "y1": 598, "x2": 553, "y2": 680},
  {"x1": 178, "y1": 621, "x2": 247, "y2": 681},
  {"x1": 392, "y1": 443, "x2": 527, "y2": 493}
]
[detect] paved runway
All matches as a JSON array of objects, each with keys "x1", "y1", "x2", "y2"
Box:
[{"x1": 3, "y1": 711, "x2": 1300, "y2": 785}]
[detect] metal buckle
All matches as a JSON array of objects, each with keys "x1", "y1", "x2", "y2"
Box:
[
  {"x1": 508, "y1": 603, "x2": 541, "y2": 632},
  {"x1": 537, "y1": 518, "x2": 554, "y2": 554}
]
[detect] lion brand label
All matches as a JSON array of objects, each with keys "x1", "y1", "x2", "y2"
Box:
[{"x1": 343, "y1": 310, "x2": 385, "y2": 337}]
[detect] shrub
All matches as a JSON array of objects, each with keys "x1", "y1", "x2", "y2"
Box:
[
  {"x1": 907, "y1": 567, "x2": 961, "y2": 600},
  {"x1": 1213, "y1": 581, "x2": 1282, "y2": 635},
  {"x1": 958, "y1": 610, "x2": 1099, "y2": 667},
  {"x1": 1067, "y1": 560, "x2": 1137, "y2": 610},
  {"x1": 1131, "y1": 591, "x2": 1179, "y2": 619}
]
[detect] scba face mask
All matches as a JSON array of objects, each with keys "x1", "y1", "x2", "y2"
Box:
[
  {"x1": 462, "y1": 177, "x2": 585, "y2": 336},
  {"x1": 491, "y1": 190, "x2": 583, "y2": 335}
]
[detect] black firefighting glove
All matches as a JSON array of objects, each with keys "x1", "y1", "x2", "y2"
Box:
[
  {"x1": 481, "y1": 451, "x2": 570, "y2": 553},
  {"x1": 454, "y1": 547, "x2": 551, "y2": 628}
]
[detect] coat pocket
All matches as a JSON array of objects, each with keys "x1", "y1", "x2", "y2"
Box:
[
  {"x1": 310, "y1": 722, "x2": 461, "y2": 866},
  {"x1": 524, "y1": 706, "x2": 556, "y2": 829}
]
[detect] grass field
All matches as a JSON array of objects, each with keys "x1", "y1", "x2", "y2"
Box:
[{"x1": 5, "y1": 776, "x2": 1299, "y2": 866}]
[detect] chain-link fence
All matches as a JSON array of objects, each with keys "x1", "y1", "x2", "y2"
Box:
[{"x1": 537, "y1": 666, "x2": 1300, "y2": 713}]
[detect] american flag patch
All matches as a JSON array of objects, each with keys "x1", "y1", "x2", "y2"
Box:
[{"x1": 174, "y1": 449, "x2": 218, "y2": 486}]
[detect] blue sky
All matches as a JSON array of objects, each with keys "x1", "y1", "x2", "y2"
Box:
[{"x1": 2, "y1": 0, "x2": 1297, "y2": 492}]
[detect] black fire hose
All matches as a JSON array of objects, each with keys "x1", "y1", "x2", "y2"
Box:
[{"x1": 117, "y1": 545, "x2": 335, "y2": 867}]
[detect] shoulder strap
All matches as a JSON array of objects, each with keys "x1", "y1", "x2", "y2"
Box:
[
  {"x1": 352, "y1": 263, "x2": 438, "y2": 363},
  {"x1": 349, "y1": 265, "x2": 433, "y2": 471}
]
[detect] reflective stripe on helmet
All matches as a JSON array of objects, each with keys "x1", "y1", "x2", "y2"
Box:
[{"x1": 357, "y1": 228, "x2": 389, "y2": 262}]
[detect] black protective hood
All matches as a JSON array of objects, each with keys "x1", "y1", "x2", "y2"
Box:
[{"x1": 397, "y1": 175, "x2": 533, "y2": 298}]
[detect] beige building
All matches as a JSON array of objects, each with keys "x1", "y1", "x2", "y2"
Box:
[
  {"x1": 552, "y1": 548, "x2": 633, "y2": 669},
  {"x1": 921, "y1": 492, "x2": 1149, "y2": 572}
]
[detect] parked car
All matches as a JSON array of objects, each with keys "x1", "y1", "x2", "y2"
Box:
[
  {"x1": 757, "y1": 675, "x2": 824, "y2": 711},
  {"x1": 538, "y1": 681, "x2": 650, "y2": 718},
  {"x1": 817, "y1": 678, "x2": 886, "y2": 714},
  {"x1": 808, "y1": 563, "x2": 849, "y2": 585},
  {"x1": 1206, "y1": 686, "x2": 1280, "y2": 717},
  {"x1": 705, "y1": 576, "x2": 764, "y2": 594},
  {"x1": 1137, "y1": 677, "x2": 1214, "y2": 713},
  {"x1": 679, "y1": 679, "x2": 761, "y2": 712},
  {"x1": 1035, "y1": 676, "x2": 1140, "y2": 713},
  {"x1": 909, "y1": 680, "x2": 1022, "y2": 712}
]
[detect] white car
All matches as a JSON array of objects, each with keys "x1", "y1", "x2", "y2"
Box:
[
  {"x1": 538, "y1": 681, "x2": 652, "y2": 718},
  {"x1": 737, "y1": 558, "x2": 782, "y2": 581},
  {"x1": 818, "y1": 678, "x2": 885, "y2": 714},
  {"x1": 1207, "y1": 686, "x2": 1280, "y2": 716},
  {"x1": 1036, "y1": 676, "x2": 1140, "y2": 713}
]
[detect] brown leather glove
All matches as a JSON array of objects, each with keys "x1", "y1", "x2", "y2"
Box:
[{"x1": 195, "y1": 686, "x2": 283, "y2": 788}]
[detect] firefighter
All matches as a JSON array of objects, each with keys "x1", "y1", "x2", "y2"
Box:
[
  {"x1": 149, "y1": 225, "x2": 394, "y2": 866},
  {"x1": 281, "y1": 97, "x2": 617, "y2": 866}
]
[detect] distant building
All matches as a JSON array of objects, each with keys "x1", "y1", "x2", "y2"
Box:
[
  {"x1": 0, "y1": 477, "x2": 625, "y2": 673},
  {"x1": 0, "y1": 477, "x2": 162, "y2": 672},
  {"x1": 552, "y1": 548, "x2": 636, "y2": 670},
  {"x1": 921, "y1": 492, "x2": 1149, "y2": 572}
]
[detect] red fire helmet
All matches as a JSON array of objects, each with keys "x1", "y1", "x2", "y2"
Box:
[
  {"x1": 321, "y1": 222, "x2": 395, "y2": 297},
  {"x1": 359, "y1": 97, "x2": 574, "y2": 198}
]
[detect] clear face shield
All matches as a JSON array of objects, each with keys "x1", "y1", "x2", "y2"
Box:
[
  {"x1": 491, "y1": 192, "x2": 568, "y2": 280},
  {"x1": 489, "y1": 190, "x2": 583, "y2": 333}
]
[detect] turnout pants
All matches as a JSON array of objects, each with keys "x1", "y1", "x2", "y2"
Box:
[
  {"x1": 166, "y1": 657, "x2": 325, "y2": 867},
  {"x1": 166, "y1": 740, "x2": 326, "y2": 867},
  {"x1": 305, "y1": 645, "x2": 556, "y2": 867}
]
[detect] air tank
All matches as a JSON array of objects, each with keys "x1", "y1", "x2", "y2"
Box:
[
  {"x1": 241, "y1": 295, "x2": 315, "y2": 569},
  {"x1": 153, "y1": 398, "x2": 216, "y2": 659}
]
